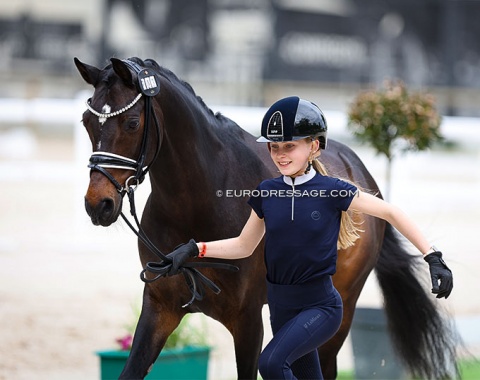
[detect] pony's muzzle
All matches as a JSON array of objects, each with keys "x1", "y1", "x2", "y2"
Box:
[
  {"x1": 84, "y1": 175, "x2": 123, "y2": 226},
  {"x1": 85, "y1": 196, "x2": 119, "y2": 226}
]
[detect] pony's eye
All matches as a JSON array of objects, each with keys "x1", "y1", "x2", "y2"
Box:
[{"x1": 126, "y1": 119, "x2": 140, "y2": 130}]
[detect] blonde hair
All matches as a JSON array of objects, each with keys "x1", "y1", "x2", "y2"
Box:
[{"x1": 311, "y1": 158, "x2": 363, "y2": 250}]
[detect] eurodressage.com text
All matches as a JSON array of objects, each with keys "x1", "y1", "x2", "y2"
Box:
[{"x1": 215, "y1": 189, "x2": 358, "y2": 198}]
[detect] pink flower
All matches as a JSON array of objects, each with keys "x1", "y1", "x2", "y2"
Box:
[{"x1": 116, "y1": 334, "x2": 133, "y2": 351}]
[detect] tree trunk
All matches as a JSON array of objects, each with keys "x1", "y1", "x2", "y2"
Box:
[{"x1": 385, "y1": 156, "x2": 392, "y2": 201}]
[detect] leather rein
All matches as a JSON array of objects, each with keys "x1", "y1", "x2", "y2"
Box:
[{"x1": 85, "y1": 60, "x2": 238, "y2": 308}]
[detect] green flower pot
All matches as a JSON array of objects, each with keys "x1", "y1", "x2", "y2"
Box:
[{"x1": 96, "y1": 346, "x2": 211, "y2": 380}]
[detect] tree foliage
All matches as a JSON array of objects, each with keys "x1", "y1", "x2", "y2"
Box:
[{"x1": 347, "y1": 80, "x2": 443, "y2": 161}]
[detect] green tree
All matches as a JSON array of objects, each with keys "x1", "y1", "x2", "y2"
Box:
[{"x1": 347, "y1": 80, "x2": 442, "y2": 200}]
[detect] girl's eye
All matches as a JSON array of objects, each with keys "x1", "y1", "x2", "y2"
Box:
[{"x1": 270, "y1": 143, "x2": 296, "y2": 151}]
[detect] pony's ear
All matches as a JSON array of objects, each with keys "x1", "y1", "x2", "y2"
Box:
[
  {"x1": 110, "y1": 58, "x2": 134, "y2": 85},
  {"x1": 74, "y1": 57, "x2": 101, "y2": 86}
]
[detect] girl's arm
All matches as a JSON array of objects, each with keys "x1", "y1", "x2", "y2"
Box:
[
  {"x1": 349, "y1": 191, "x2": 432, "y2": 255},
  {"x1": 350, "y1": 190, "x2": 453, "y2": 299},
  {"x1": 196, "y1": 210, "x2": 265, "y2": 259}
]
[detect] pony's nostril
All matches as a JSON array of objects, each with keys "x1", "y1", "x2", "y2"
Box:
[{"x1": 100, "y1": 198, "x2": 114, "y2": 217}]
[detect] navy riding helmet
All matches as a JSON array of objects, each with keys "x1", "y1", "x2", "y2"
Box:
[{"x1": 257, "y1": 96, "x2": 328, "y2": 149}]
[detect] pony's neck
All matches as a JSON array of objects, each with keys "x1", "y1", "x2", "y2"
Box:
[{"x1": 148, "y1": 88, "x2": 223, "y2": 207}]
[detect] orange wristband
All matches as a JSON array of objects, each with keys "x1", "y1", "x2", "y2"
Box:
[{"x1": 198, "y1": 242, "x2": 207, "y2": 258}]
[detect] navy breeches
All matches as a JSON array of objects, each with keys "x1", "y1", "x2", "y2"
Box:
[{"x1": 259, "y1": 277, "x2": 343, "y2": 380}]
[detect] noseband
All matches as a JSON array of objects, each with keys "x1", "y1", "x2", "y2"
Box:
[{"x1": 84, "y1": 60, "x2": 238, "y2": 307}]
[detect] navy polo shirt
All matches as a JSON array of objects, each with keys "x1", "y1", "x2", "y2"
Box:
[{"x1": 248, "y1": 171, "x2": 358, "y2": 285}]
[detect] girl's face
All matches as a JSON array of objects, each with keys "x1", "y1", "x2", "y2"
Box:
[{"x1": 269, "y1": 138, "x2": 318, "y2": 177}]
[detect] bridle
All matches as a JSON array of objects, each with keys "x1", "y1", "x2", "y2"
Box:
[
  {"x1": 86, "y1": 61, "x2": 160, "y2": 194},
  {"x1": 84, "y1": 60, "x2": 237, "y2": 308}
]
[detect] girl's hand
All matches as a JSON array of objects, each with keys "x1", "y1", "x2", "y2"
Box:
[
  {"x1": 424, "y1": 252, "x2": 453, "y2": 299},
  {"x1": 165, "y1": 239, "x2": 199, "y2": 276}
]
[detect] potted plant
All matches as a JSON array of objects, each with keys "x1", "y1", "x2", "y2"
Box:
[
  {"x1": 347, "y1": 79, "x2": 443, "y2": 200},
  {"x1": 96, "y1": 311, "x2": 211, "y2": 380}
]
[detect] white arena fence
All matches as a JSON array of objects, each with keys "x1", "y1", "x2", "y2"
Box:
[{"x1": 0, "y1": 92, "x2": 479, "y2": 147}]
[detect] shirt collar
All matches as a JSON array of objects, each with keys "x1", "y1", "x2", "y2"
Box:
[{"x1": 283, "y1": 169, "x2": 316, "y2": 186}]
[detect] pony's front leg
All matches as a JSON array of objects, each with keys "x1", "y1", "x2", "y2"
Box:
[
  {"x1": 227, "y1": 303, "x2": 265, "y2": 380},
  {"x1": 119, "y1": 288, "x2": 183, "y2": 380}
]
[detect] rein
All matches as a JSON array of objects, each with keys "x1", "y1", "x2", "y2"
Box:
[{"x1": 86, "y1": 60, "x2": 238, "y2": 308}]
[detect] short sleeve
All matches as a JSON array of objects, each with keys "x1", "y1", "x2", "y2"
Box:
[
  {"x1": 334, "y1": 179, "x2": 358, "y2": 211},
  {"x1": 247, "y1": 185, "x2": 264, "y2": 219}
]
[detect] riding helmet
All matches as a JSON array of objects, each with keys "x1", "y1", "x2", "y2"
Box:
[{"x1": 257, "y1": 96, "x2": 328, "y2": 149}]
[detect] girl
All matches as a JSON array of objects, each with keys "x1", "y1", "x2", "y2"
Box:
[{"x1": 165, "y1": 96, "x2": 453, "y2": 379}]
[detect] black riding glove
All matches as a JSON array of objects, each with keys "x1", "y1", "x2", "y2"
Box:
[
  {"x1": 165, "y1": 239, "x2": 199, "y2": 276},
  {"x1": 424, "y1": 251, "x2": 453, "y2": 299}
]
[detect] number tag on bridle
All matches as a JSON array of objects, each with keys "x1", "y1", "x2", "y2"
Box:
[{"x1": 138, "y1": 69, "x2": 160, "y2": 97}]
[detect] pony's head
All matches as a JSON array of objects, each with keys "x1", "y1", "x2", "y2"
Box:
[{"x1": 74, "y1": 57, "x2": 161, "y2": 226}]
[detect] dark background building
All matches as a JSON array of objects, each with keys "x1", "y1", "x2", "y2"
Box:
[{"x1": 0, "y1": 0, "x2": 479, "y2": 115}]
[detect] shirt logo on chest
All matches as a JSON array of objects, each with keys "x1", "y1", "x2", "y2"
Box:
[{"x1": 311, "y1": 211, "x2": 321, "y2": 221}]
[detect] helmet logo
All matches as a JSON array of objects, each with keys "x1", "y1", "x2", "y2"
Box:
[{"x1": 267, "y1": 111, "x2": 284, "y2": 141}]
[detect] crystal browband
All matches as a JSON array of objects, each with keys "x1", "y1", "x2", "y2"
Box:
[{"x1": 86, "y1": 93, "x2": 143, "y2": 120}]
